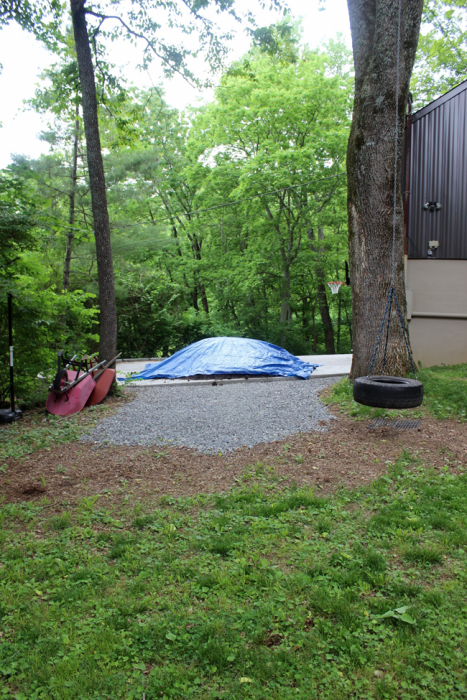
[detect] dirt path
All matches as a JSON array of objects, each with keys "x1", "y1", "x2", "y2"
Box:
[{"x1": 2, "y1": 410, "x2": 466, "y2": 509}]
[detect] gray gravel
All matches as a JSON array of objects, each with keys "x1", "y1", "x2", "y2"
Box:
[{"x1": 83, "y1": 377, "x2": 340, "y2": 453}]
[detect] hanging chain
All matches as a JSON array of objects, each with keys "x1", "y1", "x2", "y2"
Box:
[
  {"x1": 392, "y1": 288, "x2": 418, "y2": 378},
  {"x1": 381, "y1": 294, "x2": 394, "y2": 373},
  {"x1": 391, "y1": 0, "x2": 403, "y2": 287},
  {"x1": 368, "y1": 288, "x2": 417, "y2": 379},
  {"x1": 368, "y1": 291, "x2": 393, "y2": 376}
]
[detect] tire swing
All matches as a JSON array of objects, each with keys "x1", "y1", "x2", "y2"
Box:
[
  {"x1": 353, "y1": 0, "x2": 423, "y2": 411},
  {"x1": 352, "y1": 287, "x2": 424, "y2": 409}
]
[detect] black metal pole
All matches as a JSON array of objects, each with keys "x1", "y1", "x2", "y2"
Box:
[{"x1": 8, "y1": 293, "x2": 15, "y2": 413}]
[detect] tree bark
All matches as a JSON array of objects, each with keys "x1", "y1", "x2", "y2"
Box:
[
  {"x1": 308, "y1": 228, "x2": 335, "y2": 354},
  {"x1": 280, "y1": 265, "x2": 291, "y2": 326},
  {"x1": 346, "y1": 0, "x2": 423, "y2": 379},
  {"x1": 198, "y1": 282, "x2": 209, "y2": 314},
  {"x1": 316, "y1": 282, "x2": 335, "y2": 354},
  {"x1": 191, "y1": 284, "x2": 199, "y2": 312},
  {"x1": 190, "y1": 234, "x2": 209, "y2": 314},
  {"x1": 63, "y1": 102, "x2": 80, "y2": 293},
  {"x1": 279, "y1": 264, "x2": 291, "y2": 346},
  {"x1": 70, "y1": 0, "x2": 117, "y2": 363}
]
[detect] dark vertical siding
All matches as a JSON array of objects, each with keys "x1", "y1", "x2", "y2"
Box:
[{"x1": 407, "y1": 80, "x2": 467, "y2": 259}]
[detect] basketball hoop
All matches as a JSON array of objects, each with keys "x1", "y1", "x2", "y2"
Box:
[{"x1": 327, "y1": 281, "x2": 344, "y2": 294}]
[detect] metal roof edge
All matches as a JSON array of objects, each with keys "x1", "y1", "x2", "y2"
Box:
[{"x1": 411, "y1": 79, "x2": 467, "y2": 122}]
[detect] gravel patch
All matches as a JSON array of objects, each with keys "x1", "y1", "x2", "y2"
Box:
[{"x1": 83, "y1": 378, "x2": 340, "y2": 453}]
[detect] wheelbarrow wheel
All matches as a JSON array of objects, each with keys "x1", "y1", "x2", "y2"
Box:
[{"x1": 53, "y1": 369, "x2": 68, "y2": 392}]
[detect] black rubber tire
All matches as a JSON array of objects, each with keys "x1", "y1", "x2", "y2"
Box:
[
  {"x1": 53, "y1": 369, "x2": 67, "y2": 392},
  {"x1": 353, "y1": 375, "x2": 423, "y2": 409}
]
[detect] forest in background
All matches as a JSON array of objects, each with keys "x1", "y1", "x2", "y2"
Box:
[{"x1": 1, "y1": 0, "x2": 466, "y2": 404}]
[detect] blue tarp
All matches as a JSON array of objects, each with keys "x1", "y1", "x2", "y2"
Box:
[{"x1": 121, "y1": 337, "x2": 319, "y2": 381}]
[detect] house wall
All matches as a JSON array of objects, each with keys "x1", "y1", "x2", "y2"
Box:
[
  {"x1": 406, "y1": 80, "x2": 467, "y2": 260},
  {"x1": 406, "y1": 259, "x2": 467, "y2": 367}
]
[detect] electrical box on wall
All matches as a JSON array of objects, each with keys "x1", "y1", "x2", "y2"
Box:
[{"x1": 428, "y1": 240, "x2": 439, "y2": 257}]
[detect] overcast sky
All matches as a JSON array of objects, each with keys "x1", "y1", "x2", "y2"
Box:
[{"x1": 0, "y1": 0, "x2": 351, "y2": 168}]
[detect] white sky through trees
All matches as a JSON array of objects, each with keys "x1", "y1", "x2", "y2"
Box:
[{"x1": 0, "y1": 0, "x2": 351, "y2": 168}]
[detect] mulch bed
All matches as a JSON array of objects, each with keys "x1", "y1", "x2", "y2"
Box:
[{"x1": 1, "y1": 405, "x2": 466, "y2": 510}]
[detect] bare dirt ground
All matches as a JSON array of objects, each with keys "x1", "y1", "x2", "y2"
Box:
[{"x1": 1, "y1": 399, "x2": 466, "y2": 509}]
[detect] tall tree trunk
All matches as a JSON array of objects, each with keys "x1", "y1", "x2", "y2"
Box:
[
  {"x1": 308, "y1": 228, "x2": 335, "y2": 354},
  {"x1": 198, "y1": 282, "x2": 209, "y2": 314},
  {"x1": 191, "y1": 284, "x2": 199, "y2": 312},
  {"x1": 280, "y1": 265, "x2": 291, "y2": 325},
  {"x1": 63, "y1": 102, "x2": 80, "y2": 293},
  {"x1": 70, "y1": 0, "x2": 117, "y2": 363},
  {"x1": 346, "y1": 0, "x2": 423, "y2": 379},
  {"x1": 311, "y1": 302, "x2": 317, "y2": 353},
  {"x1": 301, "y1": 297, "x2": 309, "y2": 331},
  {"x1": 316, "y1": 282, "x2": 335, "y2": 354},
  {"x1": 191, "y1": 236, "x2": 209, "y2": 314},
  {"x1": 279, "y1": 264, "x2": 291, "y2": 346}
]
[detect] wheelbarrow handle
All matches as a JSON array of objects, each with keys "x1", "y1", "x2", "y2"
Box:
[
  {"x1": 66, "y1": 354, "x2": 78, "y2": 369},
  {"x1": 92, "y1": 352, "x2": 122, "y2": 383},
  {"x1": 49, "y1": 359, "x2": 107, "y2": 394},
  {"x1": 67, "y1": 359, "x2": 107, "y2": 388}
]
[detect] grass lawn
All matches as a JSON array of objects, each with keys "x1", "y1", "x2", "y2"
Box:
[
  {"x1": 1, "y1": 454, "x2": 467, "y2": 698},
  {"x1": 325, "y1": 364, "x2": 467, "y2": 422},
  {"x1": 0, "y1": 364, "x2": 466, "y2": 699}
]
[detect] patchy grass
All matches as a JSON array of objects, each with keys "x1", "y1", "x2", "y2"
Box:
[
  {"x1": 324, "y1": 363, "x2": 467, "y2": 422},
  {"x1": 0, "y1": 451, "x2": 466, "y2": 698},
  {"x1": 0, "y1": 397, "x2": 126, "y2": 469}
]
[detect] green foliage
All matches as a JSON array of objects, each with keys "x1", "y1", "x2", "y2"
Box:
[
  {"x1": 325, "y1": 363, "x2": 467, "y2": 421},
  {"x1": 81, "y1": 0, "x2": 285, "y2": 87},
  {"x1": 0, "y1": 171, "x2": 37, "y2": 270},
  {"x1": 103, "y1": 39, "x2": 353, "y2": 357},
  {"x1": 0, "y1": 0, "x2": 63, "y2": 48},
  {"x1": 115, "y1": 273, "x2": 210, "y2": 358},
  {"x1": 412, "y1": 0, "x2": 467, "y2": 108},
  {"x1": 0, "y1": 288, "x2": 98, "y2": 406},
  {"x1": 402, "y1": 546, "x2": 443, "y2": 565},
  {"x1": 192, "y1": 42, "x2": 352, "y2": 345},
  {"x1": 28, "y1": 30, "x2": 81, "y2": 120},
  {"x1": 1, "y1": 451, "x2": 467, "y2": 697},
  {"x1": 248, "y1": 17, "x2": 301, "y2": 64},
  {"x1": 0, "y1": 169, "x2": 98, "y2": 404},
  {"x1": 48, "y1": 512, "x2": 71, "y2": 531},
  {"x1": 4, "y1": 0, "x2": 467, "y2": 394},
  {"x1": 2, "y1": 37, "x2": 354, "y2": 372}
]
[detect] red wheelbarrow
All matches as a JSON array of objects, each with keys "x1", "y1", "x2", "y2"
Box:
[
  {"x1": 86, "y1": 354, "x2": 121, "y2": 406},
  {"x1": 46, "y1": 352, "x2": 120, "y2": 416}
]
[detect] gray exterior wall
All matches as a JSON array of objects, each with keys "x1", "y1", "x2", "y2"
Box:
[
  {"x1": 406, "y1": 80, "x2": 467, "y2": 260},
  {"x1": 406, "y1": 259, "x2": 467, "y2": 367}
]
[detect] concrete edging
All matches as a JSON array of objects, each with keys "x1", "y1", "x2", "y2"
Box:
[{"x1": 122, "y1": 372, "x2": 349, "y2": 388}]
